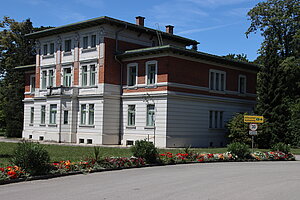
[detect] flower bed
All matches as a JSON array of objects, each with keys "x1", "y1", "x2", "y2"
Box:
[{"x1": 0, "y1": 151, "x2": 295, "y2": 184}]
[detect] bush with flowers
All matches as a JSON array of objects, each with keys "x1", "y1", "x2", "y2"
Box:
[{"x1": 0, "y1": 165, "x2": 27, "y2": 181}]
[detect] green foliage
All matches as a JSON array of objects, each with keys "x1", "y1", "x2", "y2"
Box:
[
  {"x1": 247, "y1": 0, "x2": 300, "y2": 147},
  {"x1": 130, "y1": 140, "x2": 158, "y2": 164},
  {"x1": 93, "y1": 146, "x2": 101, "y2": 162},
  {"x1": 271, "y1": 142, "x2": 291, "y2": 154},
  {"x1": 11, "y1": 140, "x2": 51, "y2": 176},
  {"x1": 226, "y1": 113, "x2": 252, "y2": 145},
  {"x1": 0, "y1": 17, "x2": 36, "y2": 137},
  {"x1": 223, "y1": 53, "x2": 250, "y2": 63},
  {"x1": 227, "y1": 142, "x2": 251, "y2": 159}
]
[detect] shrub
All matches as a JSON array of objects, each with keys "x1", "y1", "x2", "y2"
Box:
[
  {"x1": 11, "y1": 140, "x2": 51, "y2": 176},
  {"x1": 227, "y1": 142, "x2": 251, "y2": 160},
  {"x1": 271, "y1": 142, "x2": 291, "y2": 154},
  {"x1": 226, "y1": 113, "x2": 252, "y2": 145},
  {"x1": 130, "y1": 140, "x2": 158, "y2": 164}
]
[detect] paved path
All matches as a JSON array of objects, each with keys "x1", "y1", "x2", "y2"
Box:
[{"x1": 1, "y1": 161, "x2": 300, "y2": 200}]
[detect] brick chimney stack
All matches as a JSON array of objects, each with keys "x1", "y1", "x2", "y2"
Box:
[
  {"x1": 135, "y1": 16, "x2": 145, "y2": 26},
  {"x1": 165, "y1": 25, "x2": 174, "y2": 34}
]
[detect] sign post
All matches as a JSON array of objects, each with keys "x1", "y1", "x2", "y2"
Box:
[{"x1": 244, "y1": 115, "x2": 264, "y2": 153}]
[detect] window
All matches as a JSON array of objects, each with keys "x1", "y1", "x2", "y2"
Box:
[
  {"x1": 88, "y1": 104, "x2": 94, "y2": 125},
  {"x1": 63, "y1": 110, "x2": 68, "y2": 124},
  {"x1": 146, "y1": 104, "x2": 155, "y2": 127},
  {"x1": 83, "y1": 36, "x2": 88, "y2": 49},
  {"x1": 127, "y1": 105, "x2": 135, "y2": 126},
  {"x1": 80, "y1": 104, "x2": 95, "y2": 125},
  {"x1": 80, "y1": 104, "x2": 87, "y2": 125},
  {"x1": 87, "y1": 139, "x2": 93, "y2": 144},
  {"x1": 79, "y1": 138, "x2": 84, "y2": 144},
  {"x1": 50, "y1": 43, "x2": 55, "y2": 55},
  {"x1": 43, "y1": 44, "x2": 48, "y2": 55},
  {"x1": 127, "y1": 64, "x2": 137, "y2": 86},
  {"x1": 82, "y1": 66, "x2": 88, "y2": 86},
  {"x1": 49, "y1": 104, "x2": 57, "y2": 124},
  {"x1": 29, "y1": 135, "x2": 32, "y2": 139},
  {"x1": 41, "y1": 105, "x2": 46, "y2": 125},
  {"x1": 65, "y1": 39, "x2": 71, "y2": 52},
  {"x1": 48, "y1": 70, "x2": 54, "y2": 87},
  {"x1": 209, "y1": 70, "x2": 226, "y2": 91},
  {"x1": 63, "y1": 68, "x2": 72, "y2": 87},
  {"x1": 209, "y1": 110, "x2": 224, "y2": 129},
  {"x1": 30, "y1": 75, "x2": 35, "y2": 93},
  {"x1": 30, "y1": 107, "x2": 34, "y2": 124},
  {"x1": 126, "y1": 140, "x2": 134, "y2": 146},
  {"x1": 90, "y1": 65, "x2": 96, "y2": 86},
  {"x1": 146, "y1": 61, "x2": 157, "y2": 85},
  {"x1": 91, "y1": 35, "x2": 96, "y2": 48},
  {"x1": 39, "y1": 136, "x2": 44, "y2": 141},
  {"x1": 81, "y1": 64, "x2": 97, "y2": 87},
  {"x1": 238, "y1": 75, "x2": 246, "y2": 94},
  {"x1": 41, "y1": 71, "x2": 47, "y2": 89}
]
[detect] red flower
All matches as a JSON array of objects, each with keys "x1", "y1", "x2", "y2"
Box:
[
  {"x1": 0, "y1": 167, "x2": 4, "y2": 172},
  {"x1": 7, "y1": 171, "x2": 17, "y2": 179}
]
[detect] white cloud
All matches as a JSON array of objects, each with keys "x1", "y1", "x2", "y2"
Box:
[
  {"x1": 177, "y1": 22, "x2": 240, "y2": 35},
  {"x1": 183, "y1": 0, "x2": 251, "y2": 8}
]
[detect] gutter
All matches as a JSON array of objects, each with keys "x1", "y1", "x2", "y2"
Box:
[{"x1": 114, "y1": 24, "x2": 127, "y2": 145}]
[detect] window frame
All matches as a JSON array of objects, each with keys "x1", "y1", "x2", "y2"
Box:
[
  {"x1": 209, "y1": 69, "x2": 226, "y2": 92},
  {"x1": 146, "y1": 104, "x2": 155, "y2": 127},
  {"x1": 41, "y1": 70, "x2": 47, "y2": 90},
  {"x1": 30, "y1": 107, "x2": 34, "y2": 124},
  {"x1": 30, "y1": 74, "x2": 35, "y2": 93},
  {"x1": 91, "y1": 35, "x2": 96, "y2": 48},
  {"x1": 62, "y1": 67, "x2": 72, "y2": 87},
  {"x1": 238, "y1": 75, "x2": 247, "y2": 94},
  {"x1": 80, "y1": 63, "x2": 97, "y2": 87},
  {"x1": 127, "y1": 105, "x2": 136, "y2": 126},
  {"x1": 80, "y1": 104, "x2": 95, "y2": 126},
  {"x1": 49, "y1": 104, "x2": 57, "y2": 125},
  {"x1": 145, "y1": 60, "x2": 158, "y2": 85},
  {"x1": 41, "y1": 105, "x2": 46, "y2": 125},
  {"x1": 208, "y1": 110, "x2": 224, "y2": 129},
  {"x1": 127, "y1": 63, "x2": 138, "y2": 87},
  {"x1": 64, "y1": 39, "x2": 72, "y2": 52}
]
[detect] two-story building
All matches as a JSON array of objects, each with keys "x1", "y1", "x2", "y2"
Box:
[{"x1": 20, "y1": 16, "x2": 258, "y2": 148}]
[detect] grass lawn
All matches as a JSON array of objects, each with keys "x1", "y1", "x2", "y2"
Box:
[{"x1": 0, "y1": 142, "x2": 299, "y2": 166}]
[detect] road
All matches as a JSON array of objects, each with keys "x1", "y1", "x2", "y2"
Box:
[{"x1": 1, "y1": 161, "x2": 300, "y2": 200}]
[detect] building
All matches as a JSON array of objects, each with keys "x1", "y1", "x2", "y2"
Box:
[{"x1": 20, "y1": 16, "x2": 258, "y2": 148}]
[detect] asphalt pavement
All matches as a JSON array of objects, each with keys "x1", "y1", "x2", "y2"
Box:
[{"x1": 1, "y1": 161, "x2": 300, "y2": 200}]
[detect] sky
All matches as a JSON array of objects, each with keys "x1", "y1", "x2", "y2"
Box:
[{"x1": 1, "y1": 0, "x2": 265, "y2": 61}]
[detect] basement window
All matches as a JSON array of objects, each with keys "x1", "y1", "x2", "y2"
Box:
[
  {"x1": 29, "y1": 135, "x2": 32, "y2": 139},
  {"x1": 87, "y1": 139, "x2": 93, "y2": 144},
  {"x1": 126, "y1": 140, "x2": 134, "y2": 146},
  {"x1": 79, "y1": 138, "x2": 84, "y2": 144},
  {"x1": 39, "y1": 136, "x2": 44, "y2": 141}
]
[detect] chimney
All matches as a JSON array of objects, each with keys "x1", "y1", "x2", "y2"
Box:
[
  {"x1": 135, "y1": 16, "x2": 145, "y2": 26},
  {"x1": 165, "y1": 25, "x2": 174, "y2": 34}
]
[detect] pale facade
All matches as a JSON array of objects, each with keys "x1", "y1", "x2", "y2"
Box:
[{"x1": 21, "y1": 16, "x2": 258, "y2": 147}]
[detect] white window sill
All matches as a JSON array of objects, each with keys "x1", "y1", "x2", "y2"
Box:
[
  {"x1": 126, "y1": 85, "x2": 138, "y2": 90},
  {"x1": 78, "y1": 85, "x2": 98, "y2": 89},
  {"x1": 209, "y1": 90, "x2": 226, "y2": 94},
  {"x1": 79, "y1": 125, "x2": 95, "y2": 128},
  {"x1": 42, "y1": 54, "x2": 55, "y2": 59},
  {"x1": 126, "y1": 126, "x2": 136, "y2": 129},
  {"x1": 82, "y1": 47, "x2": 97, "y2": 53},
  {"x1": 145, "y1": 84, "x2": 157, "y2": 89},
  {"x1": 48, "y1": 124, "x2": 57, "y2": 127},
  {"x1": 144, "y1": 126, "x2": 155, "y2": 129},
  {"x1": 63, "y1": 51, "x2": 72, "y2": 56}
]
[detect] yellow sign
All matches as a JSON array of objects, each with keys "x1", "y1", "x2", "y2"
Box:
[{"x1": 244, "y1": 115, "x2": 264, "y2": 123}]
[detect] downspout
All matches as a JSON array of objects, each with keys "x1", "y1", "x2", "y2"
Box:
[{"x1": 114, "y1": 24, "x2": 127, "y2": 145}]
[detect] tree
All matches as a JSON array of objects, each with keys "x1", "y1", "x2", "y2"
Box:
[
  {"x1": 223, "y1": 53, "x2": 250, "y2": 63},
  {"x1": 0, "y1": 17, "x2": 35, "y2": 137},
  {"x1": 246, "y1": 0, "x2": 300, "y2": 147}
]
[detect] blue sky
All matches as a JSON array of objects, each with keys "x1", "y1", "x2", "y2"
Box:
[{"x1": 1, "y1": 0, "x2": 264, "y2": 61}]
